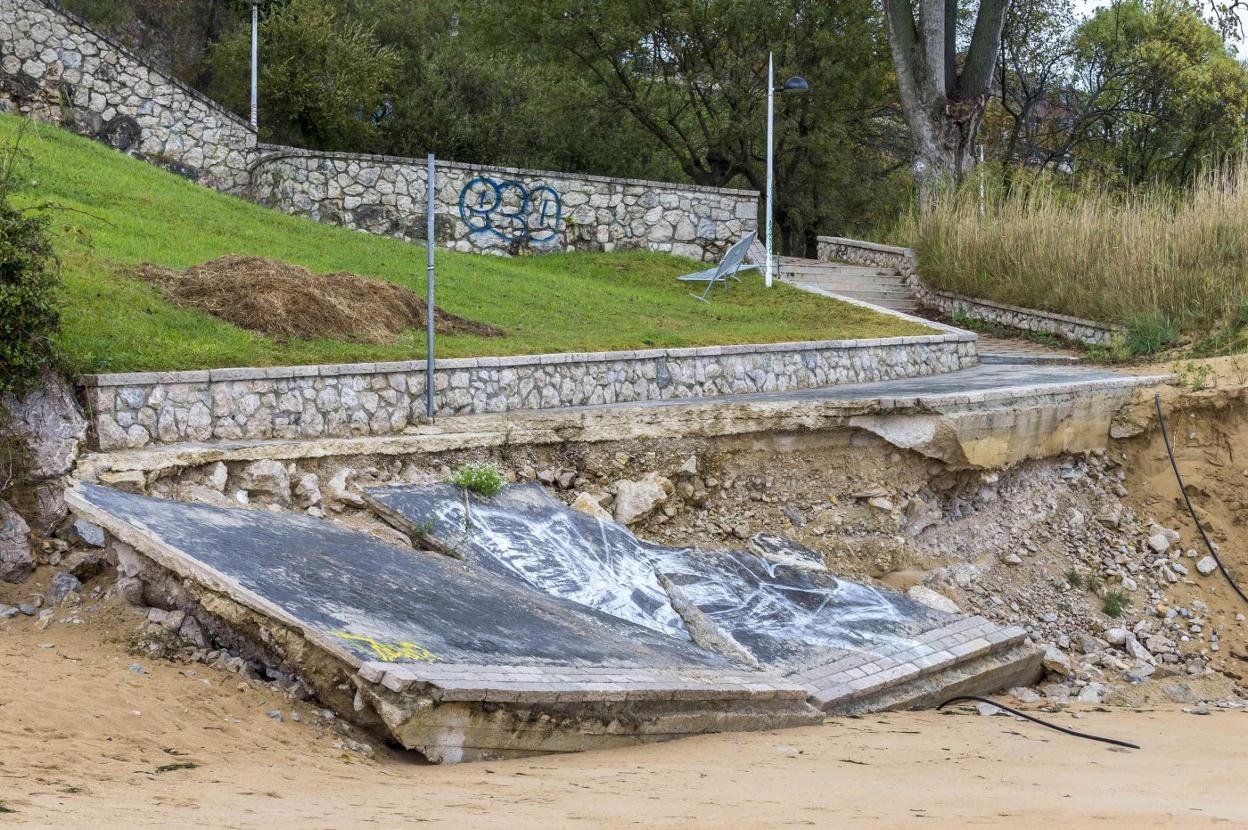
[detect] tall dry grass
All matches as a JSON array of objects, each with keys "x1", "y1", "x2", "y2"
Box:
[{"x1": 909, "y1": 164, "x2": 1248, "y2": 332}]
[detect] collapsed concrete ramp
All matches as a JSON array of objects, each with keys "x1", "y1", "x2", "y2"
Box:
[
  {"x1": 365, "y1": 484, "x2": 1041, "y2": 711},
  {"x1": 66, "y1": 483, "x2": 820, "y2": 763}
]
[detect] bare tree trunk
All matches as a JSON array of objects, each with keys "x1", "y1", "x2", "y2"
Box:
[{"x1": 883, "y1": 0, "x2": 1008, "y2": 208}]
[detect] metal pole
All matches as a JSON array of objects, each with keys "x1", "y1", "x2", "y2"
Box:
[
  {"x1": 249, "y1": 2, "x2": 258, "y2": 130},
  {"x1": 978, "y1": 144, "x2": 985, "y2": 218},
  {"x1": 765, "y1": 51, "x2": 774, "y2": 288},
  {"x1": 425, "y1": 154, "x2": 436, "y2": 420}
]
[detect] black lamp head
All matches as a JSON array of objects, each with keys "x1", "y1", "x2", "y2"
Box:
[{"x1": 776, "y1": 76, "x2": 810, "y2": 93}]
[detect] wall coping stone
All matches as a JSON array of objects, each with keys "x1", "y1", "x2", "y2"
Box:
[
  {"x1": 818, "y1": 235, "x2": 1122, "y2": 342},
  {"x1": 816, "y1": 236, "x2": 913, "y2": 257},
  {"x1": 34, "y1": 0, "x2": 257, "y2": 134},
  {"x1": 251, "y1": 143, "x2": 760, "y2": 199},
  {"x1": 922, "y1": 287, "x2": 1125, "y2": 336},
  {"x1": 80, "y1": 334, "x2": 970, "y2": 388}
]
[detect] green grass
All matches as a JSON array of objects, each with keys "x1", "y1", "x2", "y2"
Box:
[{"x1": 1, "y1": 115, "x2": 928, "y2": 374}]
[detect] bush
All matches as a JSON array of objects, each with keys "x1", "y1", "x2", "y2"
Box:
[
  {"x1": 1123, "y1": 312, "x2": 1180, "y2": 357},
  {"x1": 1102, "y1": 588, "x2": 1130, "y2": 618},
  {"x1": 449, "y1": 462, "x2": 506, "y2": 497},
  {"x1": 0, "y1": 137, "x2": 59, "y2": 396}
]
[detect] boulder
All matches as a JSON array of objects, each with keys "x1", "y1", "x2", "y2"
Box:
[
  {"x1": 293, "y1": 473, "x2": 322, "y2": 509},
  {"x1": 326, "y1": 468, "x2": 364, "y2": 508},
  {"x1": 1042, "y1": 645, "x2": 1073, "y2": 677},
  {"x1": 0, "y1": 499, "x2": 33, "y2": 583},
  {"x1": 1195, "y1": 555, "x2": 1218, "y2": 577},
  {"x1": 6, "y1": 478, "x2": 68, "y2": 536},
  {"x1": 906, "y1": 585, "x2": 960, "y2": 614},
  {"x1": 57, "y1": 517, "x2": 105, "y2": 548},
  {"x1": 571, "y1": 492, "x2": 612, "y2": 522},
  {"x1": 0, "y1": 372, "x2": 88, "y2": 480},
  {"x1": 237, "y1": 459, "x2": 291, "y2": 504},
  {"x1": 47, "y1": 570, "x2": 82, "y2": 604},
  {"x1": 613, "y1": 473, "x2": 672, "y2": 525}
]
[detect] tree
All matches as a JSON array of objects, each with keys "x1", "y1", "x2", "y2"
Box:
[
  {"x1": 499, "y1": 0, "x2": 908, "y2": 252},
  {"x1": 881, "y1": 0, "x2": 1010, "y2": 204},
  {"x1": 1070, "y1": 0, "x2": 1248, "y2": 185},
  {"x1": 207, "y1": 0, "x2": 399, "y2": 151}
]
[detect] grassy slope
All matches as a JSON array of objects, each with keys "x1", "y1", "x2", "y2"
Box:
[{"x1": 1, "y1": 115, "x2": 928, "y2": 374}]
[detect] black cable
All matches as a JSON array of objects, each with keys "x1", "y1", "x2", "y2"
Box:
[
  {"x1": 937, "y1": 695, "x2": 1141, "y2": 749},
  {"x1": 1154, "y1": 393, "x2": 1248, "y2": 605}
]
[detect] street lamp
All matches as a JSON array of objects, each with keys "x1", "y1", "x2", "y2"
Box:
[
  {"x1": 765, "y1": 53, "x2": 809, "y2": 288},
  {"x1": 249, "y1": 1, "x2": 260, "y2": 129}
]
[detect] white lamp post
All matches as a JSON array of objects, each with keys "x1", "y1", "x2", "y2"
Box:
[
  {"x1": 764, "y1": 53, "x2": 809, "y2": 288},
  {"x1": 249, "y1": 1, "x2": 259, "y2": 129}
]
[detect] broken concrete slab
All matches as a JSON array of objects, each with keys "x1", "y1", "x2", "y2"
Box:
[
  {"x1": 66, "y1": 483, "x2": 819, "y2": 763},
  {"x1": 364, "y1": 483, "x2": 1040, "y2": 712},
  {"x1": 75, "y1": 364, "x2": 1168, "y2": 485}
]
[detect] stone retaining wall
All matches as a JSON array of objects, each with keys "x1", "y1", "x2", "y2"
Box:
[
  {"x1": 2, "y1": 0, "x2": 256, "y2": 190},
  {"x1": 1, "y1": 2, "x2": 755, "y2": 259},
  {"x1": 248, "y1": 146, "x2": 758, "y2": 261},
  {"x1": 816, "y1": 236, "x2": 1122, "y2": 347},
  {"x1": 82, "y1": 336, "x2": 977, "y2": 450},
  {"x1": 816, "y1": 236, "x2": 913, "y2": 272}
]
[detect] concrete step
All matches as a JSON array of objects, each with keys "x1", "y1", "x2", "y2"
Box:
[
  {"x1": 799, "y1": 282, "x2": 912, "y2": 297},
  {"x1": 785, "y1": 282, "x2": 918, "y2": 308},
  {"x1": 781, "y1": 266, "x2": 900, "y2": 279},
  {"x1": 787, "y1": 275, "x2": 908, "y2": 288}
]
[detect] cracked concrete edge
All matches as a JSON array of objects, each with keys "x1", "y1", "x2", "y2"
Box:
[
  {"x1": 72, "y1": 375, "x2": 1172, "y2": 480},
  {"x1": 63, "y1": 482, "x2": 369, "y2": 675}
]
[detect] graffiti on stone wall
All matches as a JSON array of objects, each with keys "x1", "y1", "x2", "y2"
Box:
[{"x1": 458, "y1": 176, "x2": 562, "y2": 245}]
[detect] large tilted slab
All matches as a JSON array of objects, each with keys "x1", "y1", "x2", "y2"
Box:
[
  {"x1": 365, "y1": 484, "x2": 1039, "y2": 711},
  {"x1": 65, "y1": 483, "x2": 820, "y2": 762}
]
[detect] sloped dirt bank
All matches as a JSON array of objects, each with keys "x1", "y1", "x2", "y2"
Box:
[{"x1": 0, "y1": 586, "x2": 1245, "y2": 828}]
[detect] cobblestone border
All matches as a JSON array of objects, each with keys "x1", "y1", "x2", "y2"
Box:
[
  {"x1": 80, "y1": 335, "x2": 977, "y2": 451},
  {"x1": 816, "y1": 236, "x2": 1123, "y2": 348}
]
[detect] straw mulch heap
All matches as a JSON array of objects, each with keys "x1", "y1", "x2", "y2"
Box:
[{"x1": 135, "y1": 256, "x2": 502, "y2": 342}]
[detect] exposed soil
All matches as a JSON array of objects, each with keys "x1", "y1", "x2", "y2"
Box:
[
  {"x1": 7, "y1": 358, "x2": 1248, "y2": 827},
  {"x1": 0, "y1": 584, "x2": 1245, "y2": 828},
  {"x1": 134, "y1": 256, "x2": 502, "y2": 342}
]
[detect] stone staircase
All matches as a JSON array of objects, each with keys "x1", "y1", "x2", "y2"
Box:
[{"x1": 778, "y1": 257, "x2": 919, "y2": 314}]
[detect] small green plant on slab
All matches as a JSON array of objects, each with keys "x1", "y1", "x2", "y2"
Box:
[
  {"x1": 1102, "y1": 588, "x2": 1130, "y2": 618},
  {"x1": 449, "y1": 462, "x2": 506, "y2": 498}
]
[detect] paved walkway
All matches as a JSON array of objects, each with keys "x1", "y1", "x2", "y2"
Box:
[
  {"x1": 599, "y1": 361, "x2": 1162, "y2": 412},
  {"x1": 778, "y1": 257, "x2": 1083, "y2": 364},
  {"x1": 974, "y1": 333, "x2": 1083, "y2": 363}
]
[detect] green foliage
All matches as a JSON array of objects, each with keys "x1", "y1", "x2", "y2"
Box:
[
  {"x1": 449, "y1": 462, "x2": 506, "y2": 498},
  {"x1": 1070, "y1": 0, "x2": 1248, "y2": 186},
  {"x1": 1084, "y1": 572, "x2": 1104, "y2": 595},
  {"x1": 1102, "y1": 588, "x2": 1130, "y2": 618},
  {"x1": 1065, "y1": 568, "x2": 1083, "y2": 589},
  {"x1": 500, "y1": 0, "x2": 908, "y2": 250},
  {"x1": 0, "y1": 133, "x2": 59, "y2": 396},
  {"x1": 1123, "y1": 312, "x2": 1180, "y2": 357},
  {"x1": 1, "y1": 115, "x2": 923, "y2": 373},
  {"x1": 207, "y1": 0, "x2": 399, "y2": 150}
]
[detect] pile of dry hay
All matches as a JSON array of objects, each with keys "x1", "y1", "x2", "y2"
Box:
[{"x1": 135, "y1": 256, "x2": 502, "y2": 342}]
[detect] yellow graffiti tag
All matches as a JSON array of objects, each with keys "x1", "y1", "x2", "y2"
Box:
[{"x1": 332, "y1": 632, "x2": 438, "y2": 663}]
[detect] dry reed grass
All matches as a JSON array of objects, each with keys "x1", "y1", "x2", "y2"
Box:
[{"x1": 909, "y1": 165, "x2": 1248, "y2": 332}]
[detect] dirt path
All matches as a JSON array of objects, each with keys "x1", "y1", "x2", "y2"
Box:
[{"x1": 1, "y1": 591, "x2": 1245, "y2": 829}]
